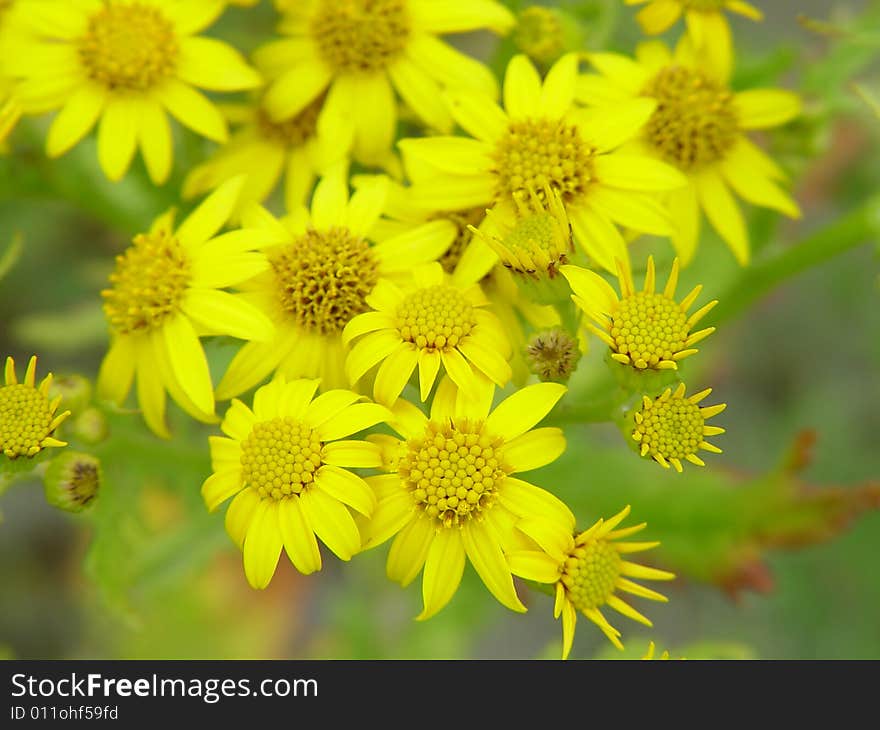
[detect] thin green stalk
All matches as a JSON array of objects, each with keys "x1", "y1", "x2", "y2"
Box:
[{"x1": 708, "y1": 196, "x2": 880, "y2": 327}]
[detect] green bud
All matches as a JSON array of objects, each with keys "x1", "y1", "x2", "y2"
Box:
[
  {"x1": 513, "y1": 6, "x2": 585, "y2": 67},
  {"x1": 526, "y1": 328, "x2": 581, "y2": 383},
  {"x1": 48, "y1": 374, "x2": 92, "y2": 415},
  {"x1": 70, "y1": 407, "x2": 109, "y2": 445},
  {"x1": 43, "y1": 451, "x2": 101, "y2": 513}
]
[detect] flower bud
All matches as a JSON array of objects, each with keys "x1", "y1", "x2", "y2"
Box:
[{"x1": 43, "y1": 451, "x2": 101, "y2": 513}]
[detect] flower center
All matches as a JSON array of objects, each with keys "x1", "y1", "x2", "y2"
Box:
[
  {"x1": 257, "y1": 95, "x2": 323, "y2": 147},
  {"x1": 311, "y1": 0, "x2": 410, "y2": 74},
  {"x1": 0, "y1": 383, "x2": 55, "y2": 458},
  {"x1": 561, "y1": 539, "x2": 622, "y2": 611},
  {"x1": 493, "y1": 119, "x2": 594, "y2": 204},
  {"x1": 102, "y1": 231, "x2": 191, "y2": 335},
  {"x1": 78, "y1": 2, "x2": 179, "y2": 91},
  {"x1": 437, "y1": 208, "x2": 485, "y2": 274},
  {"x1": 399, "y1": 419, "x2": 509, "y2": 528},
  {"x1": 270, "y1": 227, "x2": 379, "y2": 336},
  {"x1": 514, "y1": 7, "x2": 565, "y2": 65},
  {"x1": 396, "y1": 285, "x2": 476, "y2": 350},
  {"x1": 503, "y1": 210, "x2": 570, "y2": 274},
  {"x1": 633, "y1": 391, "x2": 705, "y2": 461},
  {"x1": 642, "y1": 66, "x2": 738, "y2": 170},
  {"x1": 611, "y1": 292, "x2": 690, "y2": 369},
  {"x1": 240, "y1": 418, "x2": 323, "y2": 501}
]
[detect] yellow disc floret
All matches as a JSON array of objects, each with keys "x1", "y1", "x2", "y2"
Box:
[
  {"x1": 631, "y1": 382, "x2": 726, "y2": 471},
  {"x1": 472, "y1": 185, "x2": 572, "y2": 279},
  {"x1": 311, "y1": 0, "x2": 410, "y2": 73},
  {"x1": 643, "y1": 66, "x2": 738, "y2": 171},
  {"x1": 1, "y1": 356, "x2": 70, "y2": 460},
  {"x1": 102, "y1": 230, "x2": 192, "y2": 335},
  {"x1": 240, "y1": 418, "x2": 323, "y2": 500},
  {"x1": 561, "y1": 538, "x2": 622, "y2": 612},
  {"x1": 396, "y1": 286, "x2": 476, "y2": 350},
  {"x1": 270, "y1": 227, "x2": 379, "y2": 336},
  {"x1": 78, "y1": 2, "x2": 179, "y2": 91},
  {"x1": 612, "y1": 292, "x2": 689, "y2": 369},
  {"x1": 493, "y1": 119, "x2": 594, "y2": 203},
  {"x1": 399, "y1": 419, "x2": 509, "y2": 528},
  {"x1": 257, "y1": 95, "x2": 323, "y2": 147}
]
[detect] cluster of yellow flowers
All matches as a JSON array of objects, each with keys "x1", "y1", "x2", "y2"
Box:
[{"x1": 0, "y1": 0, "x2": 801, "y2": 658}]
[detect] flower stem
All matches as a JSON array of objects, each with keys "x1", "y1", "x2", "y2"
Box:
[{"x1": 708, "y1": 196, "x2": 880, "y2": 326}]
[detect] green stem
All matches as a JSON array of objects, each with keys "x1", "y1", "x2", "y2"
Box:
[{"x1": 708, "y1": 196, "x2": 880, "y2": 327}]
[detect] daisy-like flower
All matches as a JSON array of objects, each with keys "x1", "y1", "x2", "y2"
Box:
[
  {"x1": 401, "y1": 52, "x2": 686, "y2": 273},
  {"x1": 561, "y1": 256, "x2": 716, "y2": 371},
  {"x1": 255, "y1": 0, "x2": 514, "y2": 166},
  {"x1": 202, "y1": 377, "x2": 390, "y2": 589},
  {"x1": 577, "y1": 39, "x2": 801, "y2": 264},
  {"x1": 469, "y1": 185, "x2": 573, "y2": 284},
  {"x1": 1, "y1": 356, "x2": 70, "y2": 462},
  {"x1": 629, "y1": 382, "x2": 726, "y2": 471},
  {"x1": 183, "y1": 93, "x2": 338, "y2": 218},
  {"x1": 360, "y1": 379, "x2": 575, "y2": 619},
  {"x1": 96, "y1": 177, "x2": 275, "y2": 438},
  {"x1": 6, "y1": 0, "x2": 262, "y2": 183},
  {"x1": 625, "y1": 0, "x2": 763, "y2": 79},
  {"x1": 508, "y1": 505, "x2": 675, "y2": 658},
  {"x1": 343, "y1": 261, "x2": 512, "y2": 405},
  {"x1": 216, "y1": 171, "x2": 458, "y2": 399}
]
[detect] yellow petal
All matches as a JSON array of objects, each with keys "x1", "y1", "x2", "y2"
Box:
[
  {"x1": 501, "y1": 427, "x2": 566, "y2": 473},
  {"x1": 417, "y1": 528, "x2": 465, "y2": 620},
  {"x1": 485, "y1": 382, "x2": 567, "y2": 441},
  {"x1": 301, "y1": 487, "x2": 361, "y2": 561},
  {"x1": 243, "y1": 500, "x2": 283, "y2": 589},
  {"x1": 462, "y1": 519, "x2": 526, "y2": 613},
  {"x1": 278, "y1": 497, "x2": 322, "y2": 575}
]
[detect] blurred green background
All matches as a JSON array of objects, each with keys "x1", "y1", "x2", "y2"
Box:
[{"x1": 1, "y1": 0, "x2": 878, "y2": 660}]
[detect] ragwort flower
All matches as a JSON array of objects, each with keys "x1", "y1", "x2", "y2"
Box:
[
  {"x1": 508, "y1": 505, "x2": 674, "y2": 657},
  {"x1": 203, "y1": 377, "x2": 390, "y2": 588},
  {"x1": 256, "y1": 0, "x2": 514, "y2": 165},
  {"x1": 360, "y1": 379, "x2": 575, "y2": 619},
  {"x1": 216, "y1": 171, "x2": 458, "y2": 399},
  {"x1": 97, "y1": 177, "x2": 275, "y2": 437},
  {"x1": 1, "y1": 356, "x2": 70, "y2": 461},
  {"x1": 344, "y1": 262, "x2": 512, "y2": 405},
  {"x1": 562, "y1": 256, "x2": 716, "y2": 371},
  {"x1": 402, "y1": 52, "x2": 686, "y2": 273},
  {"x1": 629, "y1": 382, "x2": 726, "y2": 471},
  {"x1": 625, "y1": 0, "x2": 763, "y2": 78},
  {"x1": 578, "y1": 39, "x2": 800, "y2": 264},
  {"x1": 7, "y1": 0, "x2": 262, "y2": 182}
]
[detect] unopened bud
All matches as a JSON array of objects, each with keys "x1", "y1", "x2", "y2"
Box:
[
  {"x1": 43, "y1": 451, "x2": 101, "y2": 513},
  {"x1": 526, "y1": 328, "x2": 580, "y2": 383},
  {"x1": 514, "y1": 7, "x2": 567, "y2": 66},
  {"x1": 48, "y1": 374, "x2": 92, "y2": 415},
  {"x1": 70, "y1": 407, "x2": 109, "y2": 445}
]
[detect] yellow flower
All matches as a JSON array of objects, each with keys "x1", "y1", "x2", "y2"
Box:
[
  {"x1": 183, "y1": 93, "x2": 340, "y2": 218},
  {"x1": 7, "y1": 0, "x2": 262, "y2": 183},
  {"x1": 401, "y1": 52, "x2": 686, "y2": 273},
  {"x1": 562, "y1": 256, "x2": 716, "y2": 371},
  {"x1": 508, "y1": 505, "x2": 675, "y2": 658},
  {"x1": 1, "y1": 355, "x2": 70, "y2": 460},
  {"x1": 630, "y1": 382, "x2": 726, "y2": 471},
  {"x1": 96, "y1": 177, "x2": 275, "y2": 438},
  {"x1": 215, "y1": 171, "x2": 458, "y2": 400},
  {"x1": 255, "y1": 0, "x2": 514, "y2": 165},
  {"x1": 202, "y1": 376, "x2": 390, "y2": 589},
  {"x1": 360, "y1": 378, "x2": 575, "y2": 619},
  {"x1": 578, "y1": 39, "x2": 800, "y2": 264},
  {"x1": 469, "y1": 185, "x2": 573, "y2": 282},
  {"x1": 625, "y1": 0, "x2": 763, "y2": 79},
  {"x1": 343, "y1": 261, "x2": 512, "y2": 405}
]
